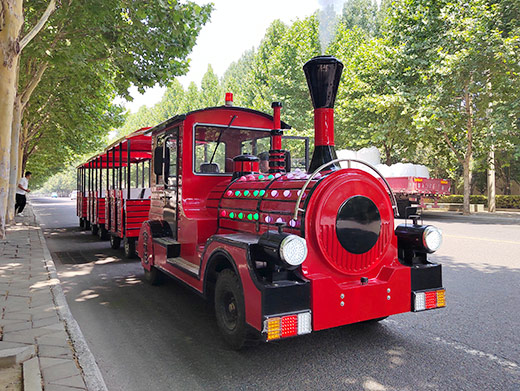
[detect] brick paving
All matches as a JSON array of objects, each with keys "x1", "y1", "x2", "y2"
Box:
[{"x1": 0, "y1": 206, "x2": 89, "y2": 391}]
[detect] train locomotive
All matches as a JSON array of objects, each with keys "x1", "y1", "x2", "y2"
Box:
[{"x1": 137, "y1": 55, "x2": 445, "y2": 349}]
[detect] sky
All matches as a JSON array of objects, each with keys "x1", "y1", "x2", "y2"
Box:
[{"x1": 120, "y1": 0, "x2": 328, "y2": 113}]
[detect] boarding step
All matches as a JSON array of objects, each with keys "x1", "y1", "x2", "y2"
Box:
[
  {"x1": 167, "y1": 257, "x2": 200, "y2": 278},
  {"x1": 153, "y1": 237, "x2": 181, "y2": 258}
]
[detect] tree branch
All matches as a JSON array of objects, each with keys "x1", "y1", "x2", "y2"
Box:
[
  {"x1": 439, "y1": 120, "x2": 465, "y2": 165},
  {"x1": 19, "y1": 0, "x2": 57, "y2": 51},
  {"x1": 20, "y1": 62, "x2": 49, "y2": 109}
]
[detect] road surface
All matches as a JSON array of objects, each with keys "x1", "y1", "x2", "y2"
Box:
[{"x1": 32, "y1": 197, "x2": 520, "y2": 391}]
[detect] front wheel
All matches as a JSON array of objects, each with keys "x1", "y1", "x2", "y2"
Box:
[
  {"x1": 110, "y1": 235, "x2": 121, "y2": 249},
  {"x1": 124, "y1": 237, "x2": 136, "y2": 258},
  {"x1": 143, "y1": 266, "x2": 162, "y2": 285},
  {"x1": 79, "y1": 218, "x2": 85, "y2": 229},
  {"x1": 215, "y1": 269, "x2": 246, "y2": 350},
  {"x1": 91, "y1": 224, "x2": 99, "y2": 236}
]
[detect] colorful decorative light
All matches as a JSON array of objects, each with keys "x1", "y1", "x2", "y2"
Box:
[
  {"x1": 259, "y1": 190, "x2": 266, "y2": 196},
  {"x1": 229, "y1": 212, "x2": 235, "y2": 219},
  {"x1": 253, "y1": 190, "x2": 259, "y2": 197},
  {"x1": 220, "y1": 210, "x2": 227, "y2": 217},
  {"x1": 238, "y1": 212, "x2": 244, "y2": 219},
  {"x1": 247, "y1": 214, "x2": 253, "y2": 221},
  {"x1": 235, "y1": 190, "x2": 241, "y2": 197},
  {"x1": 271, "y1": 190, "x2": 278, "y2": 197},
  {"x1": 253, "y1": 213, "x2": 259, "y2": 220},
  {"x1": 283, "y1": 190, "x2": 291, "y2": 197},
  {"x1": 244, "y1": 190, "x2": 250, "y2": 196}
]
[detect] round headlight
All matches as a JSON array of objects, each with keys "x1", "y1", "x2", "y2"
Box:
[
  {"x1": 423, "y1": 226, "x2": 442, "y2": 253},
  {"x1": 279, "y1": 235, "x2": 308, "y2": 266}
]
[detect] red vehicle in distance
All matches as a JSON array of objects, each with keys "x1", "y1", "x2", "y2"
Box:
[{"x1": 136, "y1": 56, "x2": 446, "y2": 349}]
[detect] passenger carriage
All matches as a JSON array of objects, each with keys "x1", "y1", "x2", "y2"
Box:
[{"x1": 76, "y1": 128, "x2": 152, "y2": 258}]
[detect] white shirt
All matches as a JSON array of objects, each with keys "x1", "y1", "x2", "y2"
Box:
[{"x1": 16, "y1": 177, "x2": 29, "y2": 195}]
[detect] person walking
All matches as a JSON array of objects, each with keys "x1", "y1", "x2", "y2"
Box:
[{"x1": 15, "y1": 171, "x2": 32, "y2": 215}]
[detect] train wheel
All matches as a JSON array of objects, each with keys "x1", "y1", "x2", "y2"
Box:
[
  {"x1": 110, "y1": 235, "x2": 121, "y2": 249},
  {"x1": 143, "y1": 266, "x2": 162, "y2": 285},
  {"x1": 124, "y1": 237, "x2": 136, "y2": 258},
  {"x1": 91, "y1": 224, "x2": 99, "y2": 236},
  {"x1": 85, "y1": 220, "x2": 91, "y2": 230},
  {"x1": 79, "y1": 218, "x2": 85, "y2": 229},
  {"x1": 215, "y1": 269, "x2": 246, "y2": 350},
  {"x1": 98, "y1": 227, "x2": 108, "y2": 240}
]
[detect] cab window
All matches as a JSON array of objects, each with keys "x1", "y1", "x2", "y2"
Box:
[{"x1": 194, "y1": 124, "x2": 270, "y2": 174}]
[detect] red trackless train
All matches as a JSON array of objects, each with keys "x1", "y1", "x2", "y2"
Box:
[
  {"x1": 77, "y1": 128, "x2": 153, "y2": 257},
  {"x1": 135, "y1": 56, "x2": 446, "y2": 349}
]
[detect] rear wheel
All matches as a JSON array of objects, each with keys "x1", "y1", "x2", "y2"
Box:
[
  {"x1": 85, "y1": 220, "x2": 91, "y2": 230},
  {"x1": 79, "y1": 218, "x2": 85, "y2": 229},
  {"x1": 124, "y1": 237, "x2": 136, "y2": 258},
  {"x1": 98, "y1": 226, "x2": 108, "y2": 240},
  {"x1": 110, "y1": 235, "x2": 121, "y2": 249},
  {"x1": 215, "y1": 269, "x2": 246, "y2": 350},
  {"x1": 91, "y1": 224, "x2": 99, "y2": 236}
]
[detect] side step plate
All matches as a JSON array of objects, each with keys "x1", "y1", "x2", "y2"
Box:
[
  {"x1": 166, "y1": 257, "x2": 200, "y2": 279},
  {"x1": 153, "y1": 237, "x2": 181, "y2": 258}
]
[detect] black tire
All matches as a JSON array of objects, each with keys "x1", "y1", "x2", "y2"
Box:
[
  {"x1": 124, "y1": 237, "x2": 136, "y2": 258},
  {"x1": 215, "y1": 269, "x2": 246, "y2": 350},
  {"x1": 110, "y1": 235, "x2": 121, "y2": 249},
  {"x1": 79, "y1": 218, "x2": 85, "y2": 229},
  {"x1": 143, "y1": 266, "x2": 162, "y2": 285},
  {"x1": 85, "y1": 220, "x2": 91, "y2": 230},
  {"x1": 91, "y1": 224, "x2": 99, "y2": 236},
  {"x1": 98, "y1": 226, "x2": 108, "y2": 240}
]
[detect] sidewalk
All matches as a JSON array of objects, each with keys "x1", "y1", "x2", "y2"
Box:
[{"x1": 0, "y1": 205, "x2": 106, "y2": 391}]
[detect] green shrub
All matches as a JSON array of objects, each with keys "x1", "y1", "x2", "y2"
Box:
[
  {"x1": 438, "y1": 195, "x2": 520, "y2": 209},
  {"x1": 496, "y1": 195, "x2": 520, "y2": 209}
]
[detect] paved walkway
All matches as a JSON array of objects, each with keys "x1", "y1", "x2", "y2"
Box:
[{"x1": 0, "y1": 205, "x2": 106, "y2": 391}]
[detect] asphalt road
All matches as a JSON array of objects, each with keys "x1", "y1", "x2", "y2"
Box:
[{"x1": 32, "y1": 197, "x2": 520, "y2": 391}]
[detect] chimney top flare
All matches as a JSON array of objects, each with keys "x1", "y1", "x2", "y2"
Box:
[{"x1": 303, "y1": 56, "x2": 344, "y2": 109}]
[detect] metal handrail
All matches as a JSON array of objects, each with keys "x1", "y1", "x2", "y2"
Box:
[{"x1": 292, "y1": 158, "x2": 398, "y2": 220}]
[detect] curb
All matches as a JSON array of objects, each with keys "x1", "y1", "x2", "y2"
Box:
[{"x1": 31, "y1": 205, "x2": 108, "y2": 391}]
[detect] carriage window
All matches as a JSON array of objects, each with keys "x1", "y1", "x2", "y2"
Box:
[
  {"x1": 194, "y1": 125, "x2": 271, "y2": 174},
  {"x1": 166, "y1": 136, "x2": 178, "y2": 186}
]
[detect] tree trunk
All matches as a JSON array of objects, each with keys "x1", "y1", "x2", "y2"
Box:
[
  {"x1": 463, "y1": 156, "x2": 472, "y2": 215},
  {"x1": 7, "y1": 94, "x2": 22, "y2": 222},
  {"x1": 383, "y1": 143, "x2": 392, "y2": 166},
  {"x1": 0, "y1": 0, "x2": 23, "y2": 238},
  {"x1": 462, "y1": 82, "x2": 474, "y2": 216},
  {"x1": 487, "y1": 147, "x2": 496, "y2": 213}
]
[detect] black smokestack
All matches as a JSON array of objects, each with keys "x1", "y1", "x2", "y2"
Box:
[{"x1": 303, "y1": 55, "x2": 344, "y2": 172}]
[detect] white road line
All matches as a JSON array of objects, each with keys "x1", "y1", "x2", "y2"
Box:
[{"x1": 383, "y1": 319, "x2": 519, "y2": 370}]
